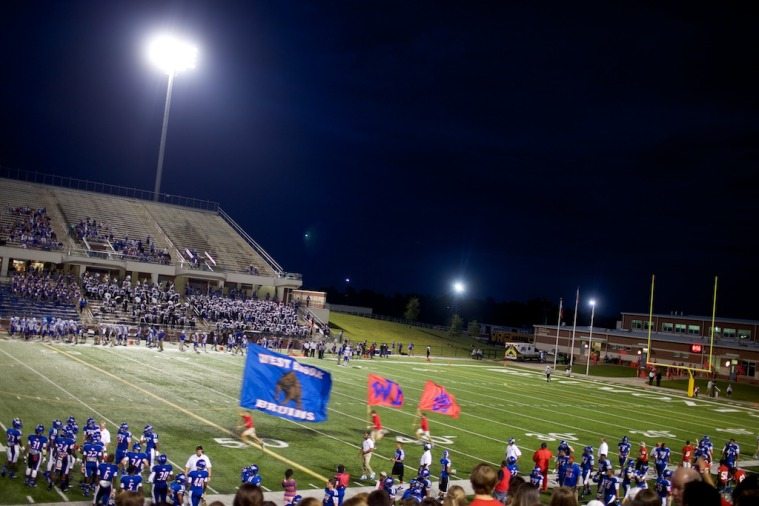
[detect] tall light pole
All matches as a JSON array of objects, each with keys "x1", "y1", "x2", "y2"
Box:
[
  {"x1": 147, "y1": 34, "x2": 198, "y2": 201},
  {"x1": 585, "y1": 299, "x2": 597, "y2": 376}
]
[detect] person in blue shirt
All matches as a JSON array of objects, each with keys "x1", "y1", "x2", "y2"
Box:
[
  {"x1": 620, "y1": 458, "x2": 637, "y2": 499},
  {"x1": 1, "y1": 417, "x2": 23, "y2": 479},
  {"x1": 115, "y1": 423, "x2": 132, "y2": 468},
  {"x1": 45, "y1": 419, "x2": 62, "y2": 480},
  {"x1": 81, "y1": 432, "x2": 105, "y2": 496},
  {"x1": 529, "y1": 465, "x2": 544, "y2": 489},
  {"x1": 150, "y1": 454, "x2": 173, "y2": 505},
  {"x1": 242, "y1": 464, "x2": 262, "y2": 486},
  {"x1": 563, "y1": 458, "x2": 582, "y2": 498},
  {"x1": 598, "y1": 467, "x2": 619, "y2": 506},
  {"x1": 618, "y1": 436, "x2": 632, "y2": 469},
  {"x1": 48, "y1": 429, "x2": 76, "y2": 492},
  {"x1": 507, "y1": 455, "x2": 519, "y2": 477},
  {"x1": 24, "y1": 424, "x2": 47, "y2": 487},
  {"x1": 417, "y1": 468, "x2": 432, "y2": 498},
  {"x1": 556, "y1": 449, "x2": 570, "y2": 487},
  {"x1": 141, "y1": 425, "x2": 159, "y2": 467},
  {"x1": 95, "y1": 454, "x2": 119, "y2": 506},
  {"x1": 439, "y1": 449, "x2": 452, "y2": 498},
  {"x1": 187, "y1": 458, "x2": 209, "y2": 506},
  {"x1": 633, "y1": 462, "x2": 649, "y2": 491},
  {"x1": 596, "y1": 453, "x2": 612, "y2": 495},
  {"x1": 580, "y1": 446, "x2": 595, "y2": 498},
  {"x1": 123, "y1": 442, "x2": 149, "y2": 476},
  {"x1": 401, "y1": 479, "x2": 424, "y2": 503},
  {"x1": 380, "y1": 472, "x2": 397, "y2": 501},
  {"x1": 323, "y1": 478, "x2": 339, "y2": 506},
  {"x1": 655, "y1": 469, "x2": 672, "y2": 506},
  {"x1": 654, "y1": 443, "x2": 671, "y2": 479},
  {"x1": 169, "y1": 473, "x2": 186, "y2": 506},
  {"x1": 557, "y1": 440, "x2": 574, "y2": 459},
  {"x1": 120, "y1": 467, "x2": 143, "y2": 493}
]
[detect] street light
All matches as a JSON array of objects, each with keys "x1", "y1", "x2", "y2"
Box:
[
  {"x1": 452, "y1": 280, "x2": 466, "y2": 295},
  {"x1": 146, "y1": 34, "x2": 198, "y2": 201},
  {"x1": 585, "y1": 299, "x2": 597, "y2": 376}
]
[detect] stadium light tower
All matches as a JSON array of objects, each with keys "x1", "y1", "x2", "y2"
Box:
[
  {"x1": 146, "y1": 34, "x2": 198, "y2": 201},
  {"x1": 585, "y1": 299, "x2": 597, "y2": 376},
  {"x1": 452, "y1": 280, "x2": 466, "y2": 295}
]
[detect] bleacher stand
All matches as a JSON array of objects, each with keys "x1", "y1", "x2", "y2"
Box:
[
  {"x1": 1, "y1": 207, "x2": 62, "y2": 250},
  {"x1": 188, "y1": 295, "x2": 309, "y2": 337}
]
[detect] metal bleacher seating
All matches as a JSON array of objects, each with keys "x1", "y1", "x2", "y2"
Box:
[
  {"x1": 0, "y1": 284, "x2": 80, "y2": 321},
  {"x1": 0, "y1": 179, "x2": 71, "y2": 250}
]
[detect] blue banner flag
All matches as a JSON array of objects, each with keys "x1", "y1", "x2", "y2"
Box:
[{"x1": 240, "y1": 343, "x2": 332, "y2": 422}]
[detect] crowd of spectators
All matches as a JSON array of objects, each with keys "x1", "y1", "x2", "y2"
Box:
[
  {"x1": 2, "y1": 206, "x2": 62, "y2": 250},
  {"x1": 188, "y1": 295, "x2": 310, "y2": 337},
  {"x1": 10, "y1": 270, "x2": 81, "y2": 304},
  {"x1": 72, "y1": 218, "x2": 171, "y2": 264},
  {"x1": 83, "y1": 273, "x2": 196, "y2": 329}
]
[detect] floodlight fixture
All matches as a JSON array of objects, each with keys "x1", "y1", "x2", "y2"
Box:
[
  {"x1": 452, "y1": 281, "x2": 466, "y2": 295},
  {"x1": 147, "y1": 34, "x2": 198, "y2": 76}
]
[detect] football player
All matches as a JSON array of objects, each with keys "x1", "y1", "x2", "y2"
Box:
[
  {"x1": 81, "y1": 431, "x2": 105, "y2": 496},
  {"x1": 114, "y1": 423, "x2": 132, "y2": 468},
  {"x1": 141, "y1": 424, "x2": 159, "y2": 467},
  {"x1": 242, "y1": 464, "x2": 262, "y2": 486},
  {"x1": 529, "y1": 464, "x2": 544, "y2": 489},
  {"x1": 119, "y1": 466, "x2": 143, "y2": 493},
  {"x1": 654, "y1": 442, "x2": 671, "y2": 479},
  {"x1": 618, "y1": 436, "x2": 632, "y2": 469},
  {"x1": 149, "y1": 454, "x2": 174, "y2": 505},
  {"x1": 187, "y1": 459, "x2": 209, "y2": 506},
  {"x1": 556, "y1": 449, "x2": 570, "y2": 487},
  {"x1": 94, "y1": 454, "x2": 119, "y2": 506},
  {"x1": 598, "y1": 467, "x2": 619, "y2": 506},
  {"x1": 439, "y1": 449, "x2": 452, "y2": 498},
  {"x1": 580, "y1": 446, "x2": 595, "y2": 498},
  {"x1": 123, "y1": 442, "x2": 148, "y2": 476},
  {"x1": 655, "y1": 469, "x2": 672, "y2": 506},
  {"x1": 24, "y1": 424, "x2": 47, "y2": 487},
  {"x1": 1, "y1": 418, "x2": 23, "y2": 479},
  {"x1": 169, "y1": 473, "x2": 186, "y2": 506},
  {"x1": 48, "y1": 428, "x2": 76, "y2": 492},
  {"x1": 45, "y1": 419, "x2": 62, "y2": 479}
]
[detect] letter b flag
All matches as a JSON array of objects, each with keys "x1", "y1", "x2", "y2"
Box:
[
  {"x1": 418, "y1": 381, "x2": 461, "y2": 418},
  {"x1": 367, "y1": 374, "x2": 405, "y2": 408}
]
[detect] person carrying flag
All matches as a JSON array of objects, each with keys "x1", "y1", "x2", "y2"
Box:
[{"x1": 368, "y1": 410, "x2": 386, "y2": 442}]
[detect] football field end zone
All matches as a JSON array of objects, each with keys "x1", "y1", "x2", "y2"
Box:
[{"x1": 33, "y1": 343, "x2": 329, "y2": 483}]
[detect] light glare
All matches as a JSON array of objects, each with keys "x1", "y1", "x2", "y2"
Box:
[
  {"x1": 452, "y1": 281, "x2": 466, "y2": 294},
  {"x1": 147, "y1": 35, "x2": 198, "y2": 75}
]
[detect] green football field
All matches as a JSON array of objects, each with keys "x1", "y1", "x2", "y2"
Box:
[{"x1": 0, "y1": 338, "x2": 757, "y2": 505}]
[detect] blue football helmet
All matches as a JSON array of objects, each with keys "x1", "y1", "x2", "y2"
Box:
[
  {"x1": 584, "y1": 445, "x2": 593, "y2": 454},
  {"x1": 12, "y1": 418, "x2": 22, "y2": 429},
  {"x1": 144, "y1": 424, "x2": 153, "y2": 434},
  {"x1": 175, "y1": 473, "x2": 186, "y2": 482},
  {"x1": 419, "y1": 468, "x2": 430, "y2": 478},
  {"x1": 120, "y1": 422, "x2": 129, "y2": 432},
  {"x1": 663, "y1": 470, "x2": 673, "y2": 479},
  {"x1": 64, "y1": 430, "x2": 74, "y2": 439},
  {"x1": 52, "y1": 419, "x2": 63, "y2": 431},
  {"x1": 132, "y1": 442, "x2": 142, "y2": 451},
  {"x1": 248, "y1": 464, "x2": 259, "y2": 475},
  {"x1": 92, "y1": 431, "x2": 101, "y2": 442},
  {"x1": 67, "y1": 416, "x2": 76, "y2": 424},
  {"x1": 196, "y1": 459, "x2": 207, "y2": 470},
  {"x1": 158, "y1": 454, "x2": 168, "y2": 465},
  {"x1": 441, "y1": 450, "x2": 449, "y2": 459},
  {"x1": 35, "y1": 424, "x2": 45, "y2": 435},
  {"x1": 622, "y1": 436, "x2": 629, "y2": 444}
]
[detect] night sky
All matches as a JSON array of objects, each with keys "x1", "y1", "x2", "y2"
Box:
[{"x1": 1, "y1": 2, "x2": 757, "y2": 320}]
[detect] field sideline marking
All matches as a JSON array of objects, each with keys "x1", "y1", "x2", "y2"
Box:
[{"x1": 43, "y1": 344, "x2": 328, "y2": 483}]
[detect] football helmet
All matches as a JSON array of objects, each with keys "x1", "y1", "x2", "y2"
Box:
[
  {"x1": 132, "y1": 442, "x2": 142, "y2": 451},
  {"x1": 196, "y1": 459, "x2": 207, "y2": 470},
  {"x1": 158, "y1": 455, "x2": 168, "y2": 465},
  {"x1": 35, "y1": 424, "x2": 45, "y2": 435},
  {"x1": 12, "y1": 418, "x2": 22, "y2": 429}
]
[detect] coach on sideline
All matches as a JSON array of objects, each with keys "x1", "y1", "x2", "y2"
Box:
[{"x1": 185, "y1": 445, "x2": 213, "y2": 479}]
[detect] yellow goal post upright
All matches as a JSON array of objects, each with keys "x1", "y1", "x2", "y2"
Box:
[{"x1": 645, "y1": 275, "x2": 717, "y2": 397}]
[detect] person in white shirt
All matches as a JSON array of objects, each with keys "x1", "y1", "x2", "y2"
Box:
[
  {"x1": 185, "y1": 445, "x2": 213, "y2": 479},
  {"x1": 360, "y1": 432, "x2": 375, "y2": 481},
  {"x1": 100, "y1": 421, "x2": 111, "y2": 451},
  {"x1": 598, "y1": 438, "x2": 609, "y2": 460},
  {"x1": 419, "y1": 442, "x2": 432, "y2": 470},
  {"x1": 506, "y1": 438, "x2": 522, "y2": 462}
]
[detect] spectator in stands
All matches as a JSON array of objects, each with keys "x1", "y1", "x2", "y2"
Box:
[{"x1": 469, "y1": 463, "x2": 501, "y2": 506}]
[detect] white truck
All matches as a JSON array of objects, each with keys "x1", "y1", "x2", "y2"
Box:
[{"x1": 503, "y1": 342, "x2": 543, "y2": 362}]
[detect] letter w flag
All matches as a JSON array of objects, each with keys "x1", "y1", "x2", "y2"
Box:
[
  {"x1": 418, "y1": 381, "x2": 461, "y2": 418},
  {"x1": 367, "y1": 374, "x2": 405, "y2": 408}
]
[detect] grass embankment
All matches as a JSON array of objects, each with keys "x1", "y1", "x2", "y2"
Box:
[{"x1": 328, "y1": 312, "x2": 500, "y2": 358}]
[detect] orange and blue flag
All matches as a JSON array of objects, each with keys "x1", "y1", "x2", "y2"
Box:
[
  {"x1": 418, "y1": 380, "x2": 461, "y2": 418},
  {"x1": 367, "y1": 374, "x2": 405, "y2": 407}
]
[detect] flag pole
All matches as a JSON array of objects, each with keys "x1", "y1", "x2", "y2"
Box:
[
  {"x1": 568, "y1": 288, "x2": 579, "y2": 370},
  {"x1": 553, "y1": 297, "x2": 563, "y2": 368}
]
